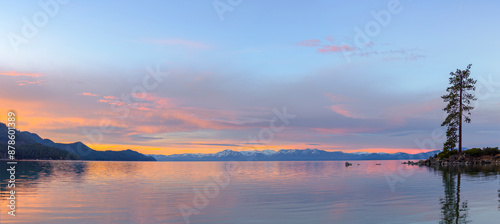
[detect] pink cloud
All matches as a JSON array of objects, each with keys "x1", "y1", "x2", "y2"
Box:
[
  {"x1": 17, "y1": 80, "x2": 44, "y2": 86},
  {"x1": 329, "y1": 105, "x2": 356, "y2": 118},
  {"x1": 135, "y1": 106, "x2": 153, "y2": 111},
  {"x1": 318, "y1": 44, "x2": 356, "y2": 53},
  {"x1": 98, "y1": 93, "x2": 173, "y2": 112},
  {"x1": 103, "y1": 95, "x2": 118, "y2": 100},
  {"x1": 98, "y1": 99, "x2": 126, "y2": 107},
  {"x1": 92, "y1": 93, "x2": 247, "y2": 136},
  {"x1": 131, "y1": 93, "x2": 171, "y2": 108},
  {"x1": 0, "y1": 71, "x2": 42, "y2": 77},
  {"x1": 80, "y1": 92, "x2": 98, "y2": 97},
  {"x1": 298, "y1": 37, "x2": 357, "y2": 54},
  {"x1": 325, "y1": 93, "x2": 358, "y2": 118},
  {"x1": 300, "y1": 36, "x2": 425, "y2": 60}
]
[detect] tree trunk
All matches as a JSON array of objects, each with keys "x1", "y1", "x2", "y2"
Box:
[
  {"x1": 459, "y1": 72, "x2": 463, "y2": 154},
  {"x1": 455, "y1": 171, "x2": 461, "y2": 224}
]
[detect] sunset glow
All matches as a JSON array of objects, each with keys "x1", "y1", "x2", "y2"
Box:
[{"x1": 1, "y1": 1, "x2": 500, "y2": 156}]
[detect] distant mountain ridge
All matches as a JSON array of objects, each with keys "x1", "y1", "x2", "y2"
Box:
[
  {"x1": 150, "y1": 148, "x2": 440, "y2": 161},
  {"x1": 0, "y1": 123, "x2": 155, "y2": 161},
  {"x1": 0, "y1": 122, "x2": 441, "y2": 162}
]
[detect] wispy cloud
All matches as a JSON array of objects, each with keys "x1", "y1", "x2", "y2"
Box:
[
  {"x1": 103, "y1": 95, "x2": 118, "y2": 100},
  {"x1": 312, "y1": 127, "x2": 379, "y2": 136},
  {"x1": 198, "y1": 143, "x2": 240, "y2": 147},
  {"x1": 297, "y1": 39, "x2": 357, "y2": 53},
  {"x1": 0, "y1": 71, "x2": 42, "y2": 77},
  {"x1": 297, "y1": 39, "x2": 321, "y2": 47},
  {"x1": 2, "y1": 71, "x2": 45, "y2": 86},
  {"x1": 325, "y1": 93, "x2": 359, "y2": 118},
  {"x1": 329, "y1": 105, "x2": 356, "y2": 118},
  {"x1": 17, "y1": 80, "x2": 45, "y2": 86},
  {"x1": 297, "y1": 37, "x2": 425, "y2": 61},
  {"x1": 80, "y1": 92, "x2": 99, "y2": 97},
  {"x1": 172, "y1": 142, "x2": 241, "y2": 147},
  {"x1": 318, "y1": 44, "x2": 356, "y2": 53}
]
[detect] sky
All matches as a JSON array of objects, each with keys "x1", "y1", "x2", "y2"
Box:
[{"x1": 1, "y1": 0, "x2": 499, "y2": 155}]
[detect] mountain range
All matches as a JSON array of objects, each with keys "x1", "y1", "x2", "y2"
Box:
[
  {"x1": 150, "y1": 148, "x2": 440, "y2": 161},
  {"x1": 1, "y1": 122, "x2": 441, "y2": 162},
  {"x1": 0, "y1": 123, "x2": 155, "y2": 161}
]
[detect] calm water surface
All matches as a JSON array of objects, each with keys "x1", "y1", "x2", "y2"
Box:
[{"x1": 0, "y1": 160, "x2": 499, "y2": 223}]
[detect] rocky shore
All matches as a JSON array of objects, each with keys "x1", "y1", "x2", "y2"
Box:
[{"x1": 403, "y1": 154, "x2": 500, "y2": 166}]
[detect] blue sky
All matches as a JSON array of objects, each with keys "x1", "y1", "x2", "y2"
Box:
[{"x1": 1, "y1": 0, "x2": 499, "y2": 154}]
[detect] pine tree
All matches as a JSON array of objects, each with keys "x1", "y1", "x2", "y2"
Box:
[{"x1": 441, "y1": 64, "x2": 477, "y2": 153}]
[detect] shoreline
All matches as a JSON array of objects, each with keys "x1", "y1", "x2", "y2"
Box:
[{"x1": 407, "y1": 154, "x2": 500, "y2": 166}]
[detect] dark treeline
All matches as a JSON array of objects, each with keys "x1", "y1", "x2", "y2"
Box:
[
  {"x1": 83, "y1": 149, "x2": 156, "y2": 161},
  {"x1": 437, "y1": 147, "x2": 499, "y2": 160},
  {"x1": 0, "y1": 122, "x2": 155, "y2": 161},
  {"x1": 0, "y1": 143, "x2": 80, "y2": 160}
]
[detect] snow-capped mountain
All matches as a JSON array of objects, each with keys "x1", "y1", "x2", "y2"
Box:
[{"x1": 150, "y1": 149, "x2": 440, "y2": 161}]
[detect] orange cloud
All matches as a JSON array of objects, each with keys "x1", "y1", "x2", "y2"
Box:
[
  {"x1": 17, "y1": 80, "x2": 44, "y2": 86},
  {"x1": 91, "y1": 93, "x2": 239, "y2": 138},
  {"x1": 90, "y1": 143, "x2": 163, "y2": 152},
  {"x1": 103, "y1": 95, "x2": 118, "y2": 100},
  {"x1": 135, "y1": 106, "x2": 153, "y2": 111},
  {"x1": 128, "y1": 110, "x2": 229, "y2": 135},
  {"x1": 98, "y1": 99, "x2": 126, "y2": 106},
  {"x1": 80, "y1": 92, "x2": 99, "y2": 97},
  {"x1": 132, "y1": 93, "x2": 172, "y2": 108},
  {"x1": 0, "y1": 71, "x2": 42, "y2": 77}
]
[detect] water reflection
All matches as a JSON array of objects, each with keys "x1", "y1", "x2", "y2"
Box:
[
  {"x1": 0, "y1": 161, "x2": 499, "y2": 223},
  {"x1": 432, "y1": 164, "x2": 500, "y2": 224},
  {"x1": 439, "y1": 168, "x2": 470, "y2": 224},
  {"x1": 0, "y1": 161, "x2": 88, "y2": 193}
]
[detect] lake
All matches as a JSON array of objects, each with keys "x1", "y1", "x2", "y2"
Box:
[{"x1": 1, "y1": 160, "x2": 499, "y2": 223}]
